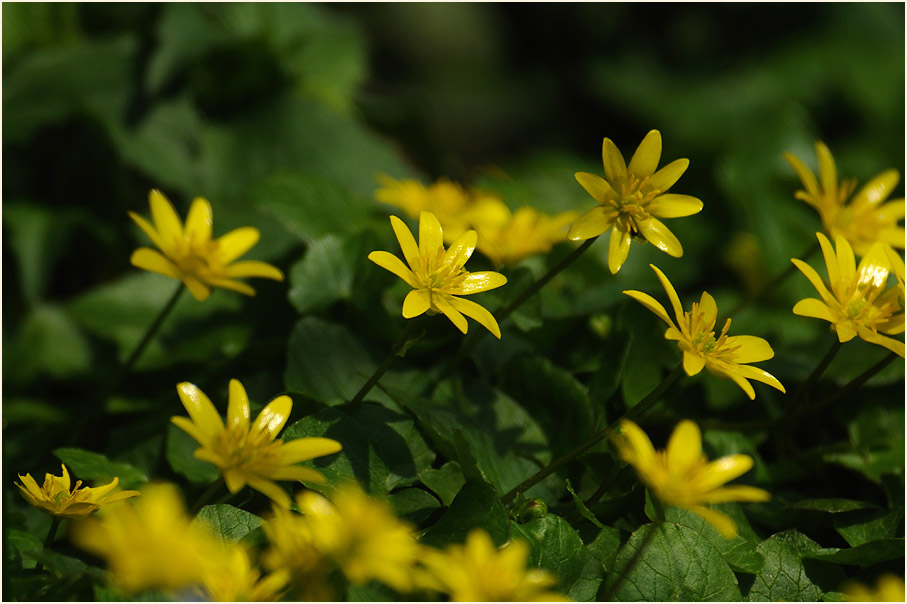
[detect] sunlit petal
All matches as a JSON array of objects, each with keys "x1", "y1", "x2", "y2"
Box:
[
  {"x1": 623, "y1": 290, "x2": 674, "y2": 329},
  {"x1": 149, "y1": 189, "x2": 184, "y2": 247},
  {"x1": 402, "y1": 289, "x2": 431, "y2": 318},
  {"x1": 434, "y1": 294, "x2": 469, "y2": 334},
  {"x1": 227, "y1": 379, "x2": 251, "y2": 434},
  {"x1": 176, "y1": 382, "x2": 225, "y2": 439},
  {"x1": 184, "y1": 197, "x2": 213, "y2": 246},
  {"x1": 566, "y1": 206, "x2": 612, "y2": 241},
  {"x1": 575, "y1": 172, "x2": 618, "y2": 204},
  {"x1": 627, "y1": 130, "x2": 662, "y2": 177},
  {"x1": 277, "y1": 437, "x2": 343, "y2": 464},
  {"x1": 637, "y1": 217, "x2": 682, "y2": 257},
  {"x1": 449, "y1": 296, "x2": 501, "y2": 339},
  {"x1": 666, "y1": 420, "x2": 702, "y2": 474},
  {"x1": 725, "y1": 335, "x2": 774, "y2": 363},
  {"x1": 608, "y1": 225, "x2": 632, "y2": 274},
  {"x1": 419, "y1": 211, "x2": 444, "y2": 257},
  {"x1": 647, "y1": 158, "x2": 689, "y2": 194},
  {"x1": 223, "y1": 261, "x2": 284, "y2": 281},
  {"x1": 131, "y1": 248, "x2": 180, "y2": 279},
  {"x1": 253, "y1": 395, "x2": 292, "y2": 440},
  {"x1": 390, "y1": 215, "x2": 420, "y2": 269},
  {"x1": 217, "y1": 227, "x2": 260, "y2": 264},
  {"x1": 601, "y1": 137, "x2": 627, "y2": 185},
  {"x1": 368, "y1": 251, "x2": 419, "y2": 288},
  {"x1": 450, "y1": 271, "x2": 507, "y2": 295},
  {"x1": 647, "y1": 194, "x2": 703, "y2": 218}
]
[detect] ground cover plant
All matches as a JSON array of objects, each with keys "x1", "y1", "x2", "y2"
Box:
[{"x1": 2, "y1": 3, "x2": 905, "y2": 602}]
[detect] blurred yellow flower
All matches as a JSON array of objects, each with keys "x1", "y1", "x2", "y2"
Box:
[
  {"x1": 16, "y1": 464, "x2": 139, "y2": 519},
  {"x1": 129, "y1": 189, "x2": 284, "y2": 301},
  {"x1": 842, "y1": 574, "x2": 906, "y2": 602},
  {"x1": 420, "y1": 529, "x2": 568, "y2": 602},
  {"x1": 198, "y1": 545, "x2": 289, "y2": 602},
  {"x1": 568, "y1": 130, "x2": 703, "y2": 273},
  {"x1": 792, "y1": 233, "x2": 905, "y2": 357},
  {"x1": 262, "y1": 503, "x2": 335, "y2": 601},
  {"x1": 473, "y1": 201, "x2": 579, "y2": 267},
  {"x1": 171, "y1": 379, "x2": 342, "y2": 508},
  {"x1": 70, "y1": 483, "x2": 220, "y2": 593},
  {"x1": 368, "y1": 211, "x2": 507, "y2": 337},
  {"x1": 784, "y1": 141, "x2": 905, "y2": 256},
  {"x1": 611, "y1": 419, "x2": 770, "y2": 538},
  {"x1": 624, "y1": 264, "x2": 785, "y2": 399}
]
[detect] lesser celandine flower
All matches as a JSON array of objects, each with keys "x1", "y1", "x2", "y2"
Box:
[
  {"x1": 16, "y1": 464, "x2": 139, "y2": 519},
  {"x1": 419, "y1": 529, "x2": 568, "y2": 602},
  {"x1": 472, "y1": 200, "x2": 579, "y2": 267},
  {"x1": 784, "y1": 141, "x2": 905, "y2": 256},
  {"x1": 129, "y1": 189, "x2": 284, "y2": 301},
  {"x1": 71, "y1": 483, "x2": 221, "y2": 593},
  {"x1": 171, "y1": 379, "x2": 342, "y2": 508},
  {"x1": 368, "y1": 211, "x2": 507, "y2": 337},
  {"x1": 611, "y1": 419, "x2": 770, "y2": 538},
  {"x1": 198, "y1": 545, "x2": 289, "y2": 602},
  {"x1": 262, "y1": 504, "x2": 335, "y2": 601},
  {"x1": 568, "y1": 130, "x2": 703, "y2": 274},
  {"x1": 842, "y1": 574, "x2": 906, "y2": 602},
  {"x1": 792, "y1": 233, "x2": 905, "y2": 357},
  {"x1": 624, "y1": 264, "x2": 785, "y2": 400}
]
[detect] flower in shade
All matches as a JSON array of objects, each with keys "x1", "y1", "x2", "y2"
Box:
[
  {"x1": 129, "y1": 189, "x2": 284, "y2": 301},
  {"x1": 784, "y1": 141, "x2": 904, "y2": 257},
  {"x1": 792, "y1": 233, "x2": 905, "y2": 357},
  {"x1": 171, "y1": 379, "x2": 342, "y2": 508},
  {"x1": 842, "y1": 574, "x2": 905, "y2": 602},
  {"x1": 611, "y1": 419, "x2": 770, "y2": 538},
  {"x1": 624, "y1": 264, "x2": 785, "y2": 399},
  {"x1": 16, "y1": 464, "x2": 139, "y2": 519},
  {"x1": 368, "y1": 211, "x2": 507, "y2": 337},
  {"x1": 70, "y1": 483, "x2": 222, "y2": 593},
  {"x1": 568, "y1": 130, "x2": 703, "y2": 273},
  {"x1": 419, "y1": 529, "x2": 567, "y2": 602},
  {"x1": 472, "y1": 201, "x2": 579, "y2": 267}
]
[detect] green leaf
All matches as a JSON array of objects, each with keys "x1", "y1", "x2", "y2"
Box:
[
  {"x1": 605, "y1": 522, "x2": 743, "y2": 601},
  {"x1": 833, "y1": 507, "x2": 903, "y2": 547},
  {"x1": 194, "y1": 504, "x2": 265, "y2": 547},
  {"x1": 53, "y1": 447, "x2": 147, "y2": 490},
  {"x1": 578, "y1": 523, "x2": 622, "y2": 573},
  {"x1": 418, "y1": 462, "x2": 466, "y2": 507},
  {"x1": 619, "y1": 322, "x2": 669, "y2": 410},
  {"x1": 748, "y1": 530, "x2": 845, "y2": 601},
  {"x1": 4, "y1": 304, "x2": 92, "y2": 384},
  {"x1": 6, "y1": 530, "x2": 41, "y2": 570},
  {"x1": 165, "y1": 424, "x2": 220, "y2": 486},
  {"x1": 662, "y1": 505, "x2": 765, "y2": 575},
  {"x1": 420, "y1": 480, "x2": 510, "y2": 549},
  {"x1": 282, "y1": 403, "x2": 434, "y2": 494},
  {"x1": 522, "y1": 514, "x2": 603, "y2": 602},
  {"x1": 388, "y1": 487, "x2": 441, "y2": 525},
  {"x1": 804, "y1": 539, "x2": 905, "y2": 567},
  {"x1": 786, "y1": 498, "x2": 879, "y2": 514},
  {"x1": 565, "y1": 479, "x2": 604, "y2": 529}
]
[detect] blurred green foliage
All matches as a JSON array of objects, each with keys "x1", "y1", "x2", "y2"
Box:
[{"x1": 3, "y1": 3, "x2": 904, "y2": 601}]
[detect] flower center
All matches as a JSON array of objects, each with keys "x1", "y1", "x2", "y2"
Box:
[
  {"x1": 608, "y1": 174, "x2": 662, "y2": 236},
  {"x1": 214, "y1": 425, "x2": 281, "y2": 472},
  {"x1": 174, "y1": 240, "x2": 221, "y2": 276}
]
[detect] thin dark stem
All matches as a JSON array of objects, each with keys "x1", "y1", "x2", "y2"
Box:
[
  {"x1": 118, "y1": 283, "x2": 184, "y2": 383},
  {"x1": 788, "y1": 338, "x2": 842, "y2": 411},
  {"x1": 190, "y1": 477, "x2": 225, "y2": 516},
  {"x1": 501, "y1": 362, "x2": 684, "y2": 505},
  {"x1": 602, "y1": 515, "x2": 663, "y2": 601},
  {"x1": 350, "y1": 320, "x2": 418, "y2": 407},
  {"x1": 35, "y1": 517, "x2": 62, "y2": 573}
]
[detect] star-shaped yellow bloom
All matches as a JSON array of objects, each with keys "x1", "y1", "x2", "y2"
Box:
[
  {"x1": 792, "y1": 233, "x2": 905, "y2": 357},
  {"x1": 171, "y1": 379, "x2": 342, "y2": 508},
  {"x1": 420, "y1": 529, "x2": 568, "y2": 602},
  {"x1": 368, "y1": 211, "x2": 507, "y2": 338},
  {"x1": 611, "y1": 419, "x2": 770, "y2": 538},
  {"x1": 129, "y1": 189, "x2": 284, "y2": 301},
  {"x1": 472, "y1": 202, "x2": 579, "y2": 267},
  {"x1": 784, "y1": 141, "x2": 905, "y2": 257},
  {"x1": 16, "y1": 464, "x2": 139, "y2": 519},
  {"x1": 624, "y1": 264, "x2": 785, "y2": 399},
  {"x1": 568, "y1": 130, "x2": 703, "y2": 273}
]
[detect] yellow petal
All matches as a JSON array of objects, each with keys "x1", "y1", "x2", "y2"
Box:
[
  {"x1": 637, "y1": 217, "x2": 682, "y2": 257},
  {"x1": 217, "y1": 227, "x2": 260, "y2": 264},
  {"x1": 628, "y1": 130, "x2": 662, "y2": 177},
  {"x1": 878, "y1": 200, "x2": 907, "y2": 222},
  {"x1": 623, "y1": 290, "x2": 674, "y2": 329},
  {"x1": 726, "y1": 363, "x2": 786, "y2": 394},
  {"x1": 246, "y1": 477, "x2": 290, "y2": 509},
  {"x1": 268, "y1": 465, "x2": 328, "y2": 483},
  {"x1": 131, "y1": 248, "x2": 180, "y2": 279},
  {"x1": 856, "y1": 243, "x2": 891, "y2": 294},
  {"x1": 688, "y1": 505, "x2": 738, "y2": 538},
  {"x1": 815, "y1": 141, "x2": 838, "y2": 198},
  {"x1": 129, "y1": 211, "x2": 168, "y2": 253},
  {"x1": 204, "y1": 278, "x2": 256, "y2": 297},
  {"x1": 149, "y1": 189, "x2": 184, "y2": 248},
  {"x1": 791, "y1": 259, "x2": 836, "y2": 308},
  {"x1": 390, "y1": 215, "x2": 421, "y2": 270},
  {"x1": 443, "y1": 229, "x2": 477, "y2": 270},
  {"x1": 223, "y1": 261, "x2": 284, "y2": 281},
  {"x1": 698, "y1": 291, "x2": 718, "y2": 331},
  {"x1": 17, "y1": 473, "x2": 44, "y2": 502},
  {"x1": 575, "y1": 172, "x2": 618, "y2": 204},
  {"x1": 80, "y1": 477, "x2": 119, "y2": 502},
  {"x1": 647, "y1": 158, "x2": 689, "y2": 194},
  {"x1": 724, "y1": 335, "x2": 774, "y2": 363},
  {"x1": 608, "y1": 224, "x2": 632, "y2": 274},
  {"x1": 647, "y1": 194, "x2": 703, "y2": 218},
  {"x1": 171, "y1": 415, "x2": 209, "y2": 446},
  {"x1": 403, "y1": 289, "x2": 431, "y2": 318},
  {"x1": 449, "y1": 271, "x2": 507, "y2": 295},
  {"x1": 601, "y1": 137, "x2": 627, "y2": 185},
  {"x1": 253, "y1": 395, "x2": 292, "y2": 439},
  {"x1": 699, "y1": 485, "x2": 771, "y2": 504},
  {"x1": 566, "y1": 206, "x2": 612, "y2": 241},
  {"x1": 835, "y1": 321, "x2": 858, "y2": 342},
  {"x1": 227, "y1": 379, "x2": 251, "y2": 434},
  {"x1": 448, "y1": 296, "x2": 501, "y2": 339},
  {"x1": 277, "y1": 437, "x2": 343, "y2": 464},
  {"x1": 834, "y1": 234, "x2": 858, "y2": 284},
  {"x1": 176, "y1": 382, "x2": 225, "y2": 439},
  {"x1": 434, "y1": 294, "x2": 469, "y2": 334},
  {"x1": 60, "y1": 463, "x2": 72, "y2": 492},
  {"x1": 184, "y1": 197, "x2": 213, "y2": 247},
  {"x1": 649, "y1": 265, "x2": 686, "y2": 330},
  {"x1": 368, "y1": 251, "x2": 419, "y2": 288},
  {"x1": 683, "y1": 351, "x2": 706, "y2": 375},
  {"x1": 614, "y1": 419, "x2": 656, "y2": 470},
  {"x1": 856, "y1": 326, "x2": 906, "y2": 357},
  {"x1": 852, "y1": 169, "x2": 899, "y2": 209},
  {"x1": 697, "y1": 454, "x2": 754, "y2": 490},
  {"x1": 666, "y1": 420, "x2": 702, "y2": 474},
  {"x1": 817, "y1": 232, "x2": 843, "y2": 294},
  {"x1": 419, "y1": 211, "x2": 444, "y2": 257},
  {"x1": 714, "y1": 367, "x2": 756, "y2": 400},
  {"x1": 182, "y1": 276, "x2": 212, "y2": 301},
  {"x1": 783, "y1": 151, "x2": 820, "y2": 201}
]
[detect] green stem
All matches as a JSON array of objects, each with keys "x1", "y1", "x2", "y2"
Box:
[
  {"x1": 350, "y1": 320, "x2": 418, "y2": 407},
  {"x1": 788, "y1": 338, "x2": 842, "y2": 411},
  {"x1": 35, "y1": 517, "x2": 62, "y2": 573},
  {"x1": 602, "y1": 513, "x2": 663, "y2": 601},
  {"x1": 117, "y1": 283, "x2": 184, "y2": 383},
  {"x1": 190, "y1": 477, "x2": 225, "y2": 516},
  {"x1": 500, "y1": 362, "x2": 683, "y2": 505}
]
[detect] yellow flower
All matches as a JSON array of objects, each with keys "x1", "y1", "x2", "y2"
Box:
[
  {"x1": 472, "y1": 201, "x2": 579, "y2": 267},
  {"x1": 70, "y1": 483, "x2": 221, "y2": 593},
  {"x1": 611, "y1": 419, "x2": 770, "y2": 538},
  {"x1": 784, "y1": 141, "x2": 905, "y2": 256},
  {"x1": 375, "y1": 174, "x2": 479, "y2": 243},
  {"x1": 568, "y1": 130, "x2": 703, "y2": 274},
  {"x1": 624, "y1": 264, "x2": 785, "y2": 400},
  {"x1": 129, "y1": 189, "x2": 284, "y2": 301},
  {"x1": 16, "y1": 464, "x2": 139, "y2": 519},
  {"x1": 368, "y1": 211, "x2": 507, "y2": 338},
  {"x1": 198, "y1": 545, "x2": 289, "y2": 602},
  {"x1": 792, "y1": 233, "x2": 905, "y2": 357},
  {"x1": 842, "y1": 574, "x2": 906, "y2": 602},
  {"x1": 261, "y1": 503, "x2": 335, "y2": 601},
  {"x1": 420, "y1": 529, "x2": 568, "y2": 602},
  {"x1": 171, "y1": 379, "x2": 342, "y2": 508}
]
